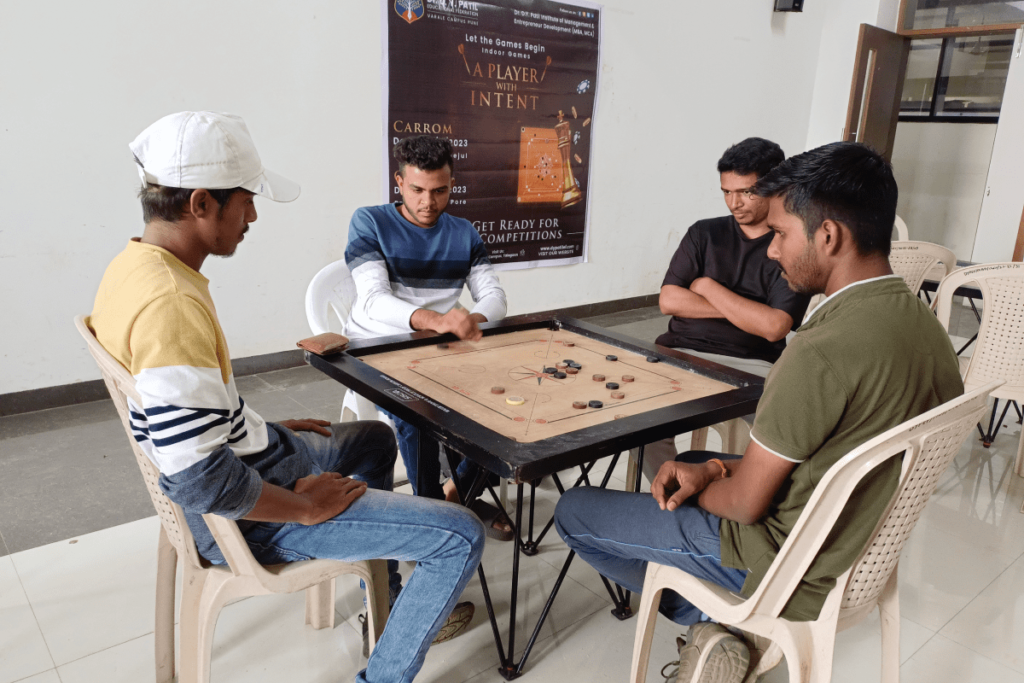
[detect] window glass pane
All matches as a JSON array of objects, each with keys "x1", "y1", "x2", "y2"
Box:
[
  {"x1": 904, "y1": 0, "x2": 1024, "y2": 30},
  {"x1": 900, "y1": 39, "x2": 942, "y2": 115},
  {"x1": 937, "y1": 35, "x2": 1012, "y2": 116}
]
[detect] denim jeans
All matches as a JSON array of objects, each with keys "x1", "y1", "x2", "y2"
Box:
[
  {"x1": 383, "y1": 410, "x2": 475, "y2": 499},
  {"x1": 554, "y1": 451, "x2": 747, "y2": 626},
  {"x1": 241, "y1": 421, "x2": 486, "y2": 683}
]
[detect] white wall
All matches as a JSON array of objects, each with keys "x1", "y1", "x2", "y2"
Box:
[
  {"x1": 890, "y1": 122, "x2": 996, "y2": 259},
  {"x1": 973, "y1": 28, "x2": 1024, "y2": 263},
  {"x1": 803, "y1": 0, "x2": 898, "y2": 151},
  {"x1": 1, "y1": 1, "x2": 843, "y2": 395}
]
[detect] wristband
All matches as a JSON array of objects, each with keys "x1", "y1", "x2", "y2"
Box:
[{"x1": 708, "y1": 458, "x2": 729, "y2": 480}]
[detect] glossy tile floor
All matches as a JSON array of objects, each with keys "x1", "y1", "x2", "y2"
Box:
[{"x1": 3, "y1": 303, "x2": 1022, "y2": 683}]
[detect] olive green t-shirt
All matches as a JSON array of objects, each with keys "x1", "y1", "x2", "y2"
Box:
[{"x1": 719, "y1": 276, "x2": 963, "y2": 621}]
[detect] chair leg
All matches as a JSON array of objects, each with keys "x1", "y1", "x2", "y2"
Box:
[
  {"x1": 690, "y1": 427, "x2": 709, "y2": 451},
  {"x1": 714, "y1": 418, "x2": 751, "y2": 456},
  {"x1": 177, "y1": 564, "x2": 208, "y2": 683},
  {"x1": 1014, "y1": 431, "x2": 1024, "y2": 479},
  {"x1": 305, "y1": 578, "x2": 337, "y2": 630},
  {"x1": 624, "y1": 448, "x2": 639, "y2": 492},
  {"x1": 178, "y1": 568, "x2": 233, "y2": 683},
  {"x1": 155, "y1": 526, "x2": 177, "y2": 683},
  {"x1": 878, "y1": 569, "x2": 901, "y2": 683},
  {"x1": 628, "y1": 573, "x2": 664, "y2": 683},
  {"x1": 364, "y1": 559, "x2": 391, "y2": 655}
]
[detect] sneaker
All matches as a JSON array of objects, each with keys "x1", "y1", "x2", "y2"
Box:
[
  {"x1": 432, "y1": 601, "x2": 475, "y2": 644},
  {"x1": 661, "y1": 622, "x2": 749, "y2": 683},
  {"x1": 359, "y1": 601, "x2": 476, "y2": 658},
  {"x1": 738, "y1": 631, "x2": 783, "y2": 683}
]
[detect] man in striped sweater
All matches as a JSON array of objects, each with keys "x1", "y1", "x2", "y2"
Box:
[
  {"x1": 90, "y1": 112, "x2": 485, "y2": 682},
  {"x1": 345, "y1": 136, "x2": 510, "y2": 534}
]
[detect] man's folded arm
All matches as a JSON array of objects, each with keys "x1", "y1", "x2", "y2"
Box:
[
  {"x1": 659, "y1": 284, "x2": 723, "y2": 319},
  {"x1": 691, "y1": 278, "x2": 793, "y2": 342}
]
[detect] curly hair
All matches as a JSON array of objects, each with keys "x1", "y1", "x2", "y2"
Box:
[{"x1": 393, "y1": 135, "x2": 454, "y2": 176}]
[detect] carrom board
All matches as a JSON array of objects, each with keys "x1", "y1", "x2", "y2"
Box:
[
  {"x1": 362, "y1": 328, "x2": 733, "y2": 443},
  {"x1": 306, "y1": 315, "x2": 763, "y2": 482}
]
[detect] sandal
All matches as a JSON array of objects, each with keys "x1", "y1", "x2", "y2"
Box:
[{"x1": 469, "y1": 499, "x2": 515, "y2": 542}]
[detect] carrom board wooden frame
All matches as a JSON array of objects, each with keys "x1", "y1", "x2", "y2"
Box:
[{"x1": 306, "y1": 314, "x2": 764, "y2": 483}]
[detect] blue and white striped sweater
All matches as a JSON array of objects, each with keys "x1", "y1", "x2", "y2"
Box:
[{"x1": 344, "y1": 203, "x2": 506, "y2": 339}]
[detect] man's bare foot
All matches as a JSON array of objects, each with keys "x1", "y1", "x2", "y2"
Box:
[
  {"x1": 444, "y1": 480, "x2": 513, "y2": 538},
  {"x1": 443, "y1": 478, "x2": 460, "y2": 503}
]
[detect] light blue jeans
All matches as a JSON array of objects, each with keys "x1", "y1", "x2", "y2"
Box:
[
  {"x1": 241, "y1": 421, "x2": 486, "y2": 683},
  {"x1": 383, "y1": 410, "x2": 477, "y2": 499},
  {"x1": 554, "y1": 451, "x2": 747, "y2": 625}
]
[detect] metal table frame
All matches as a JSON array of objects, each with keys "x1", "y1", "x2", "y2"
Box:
[{"x1": 306, "y1": 314, "x2": 763, "y2": 679}]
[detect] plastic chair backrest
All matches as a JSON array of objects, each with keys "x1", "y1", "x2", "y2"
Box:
[
  {"x1": 305, "y1": 260, "x2": 357, "y2": 335},
  {"x1": 889, "y1": 240, "x2": 957, "y2": 294},
  {"x1": 934, "y1": 262, "x2": 1024, "y2": 400},
  {"x1": 740, "y1": 381, "x2": 998, "y2": 620},
  {"x1": 75, "y1": 315, "x2": 208, "y2": 571},
  {"x1": 893, "y1": 215, "x2": 909, "y2": 241}
]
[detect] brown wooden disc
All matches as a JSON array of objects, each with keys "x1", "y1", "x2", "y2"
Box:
[
  {"x1": 621, "y1": 375, "x2": 634, "y2": 382},
  {"x1": 592, "y1": 374, "x2": 606, "y2": 382},
  {"x1": 611, "y1": 391, "x2": 625, "y2": 399},
  {"x1": 491, "y1": 386, "x2": 505, "y2": 394}
]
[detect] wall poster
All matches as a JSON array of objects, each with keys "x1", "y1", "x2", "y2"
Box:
[{"x1": 383, "y1": 0, "x2": 602, "y2": 270}]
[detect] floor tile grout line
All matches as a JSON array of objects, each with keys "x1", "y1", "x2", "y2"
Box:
[
  {"x1": 46, "y1": 629, "x2": 156, "y2": 673},
  {"x1": 7, "y1": 553, "x2": 60, "y2": 677},
  {"x1": 9, "y1": 668, "x2": 59, "y2": 683},
  {"x1": 923, "y1": 552, "x2": 1024, "y2": 670}
]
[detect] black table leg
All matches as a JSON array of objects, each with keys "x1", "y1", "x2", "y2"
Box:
[
  {"x1": 606, "y1": 443, "x2": 644, "y2": 620},
  {"x1": 416, "y1": 430, "x2": 445, "y2": 500},
  {"x1": 978, "y1": 398, "x2": 1014, "y2": 448}
]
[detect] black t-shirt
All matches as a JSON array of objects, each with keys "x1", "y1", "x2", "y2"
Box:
[{"x1": 656, "y1": 216, "x2": 810, "y2": 363}]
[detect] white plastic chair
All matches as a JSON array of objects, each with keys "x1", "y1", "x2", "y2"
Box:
[
  {"x1": 802, "y1": 240, "x2": 957, "y2": 324},
  {"x1": 303, "y1": 260, "x2": 510, "y2": 505},
  {"x1": 934, "y1": 263, "x2": 1024, "y2": 478},
  {"x1": 304, "y1": 260, "x2": 386, "y2": 426},
  {"x1": 305, "y1": 259, "x2": 397, "y2": 434},
  {"x1": 629, "y1": 381, "x2": 1000, "y2": 683},
  {"x1": 889, "y1": 241, "x2": 957, "y2": 295},
  {"x1": 893, "y1": 215, "x2": 909, "y2": 242},
  {"x1": 75, "y1": 315, "x2": 389, "y2": 683}
]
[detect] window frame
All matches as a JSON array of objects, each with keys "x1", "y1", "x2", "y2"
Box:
[
  {"x1": 898, "y1": 30, "x2": 1015, "y2": 123},
  {"x1": 898, "y1": 0, "x2": 1022, "y2": 36}
]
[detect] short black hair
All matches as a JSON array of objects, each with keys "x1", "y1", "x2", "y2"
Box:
[
  {"x1": 393, "y1": 135, "x2": 454, "y2": 176},
  {"x1": 717, "y1": 137, "x2": 785, "y2": 179},
  {"x1": 137, "y1": 184, "x2": 244, "y2": 223},
  {"x1": 753, "y1": 141, "x2": 897, "y2": 257}
]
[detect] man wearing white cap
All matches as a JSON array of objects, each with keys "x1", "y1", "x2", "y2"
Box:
[{"x1": 88, "y1": 112, "x2": 485, "y2": 682}]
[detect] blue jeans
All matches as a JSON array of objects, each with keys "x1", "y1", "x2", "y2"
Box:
[
  {"x1": 383, "y1": 411, "x2": 475, "y2": 499},
  {"x1": 554, "y1": 451, "x2": 747, "y2": 626},
  {"x1": 241, "y1": 421, "x2": 486, "y2": 683}
]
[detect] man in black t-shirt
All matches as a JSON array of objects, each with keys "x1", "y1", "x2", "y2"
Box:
[
  {"x1": 657, "y1": 138, "x2": 810, "y2": 370},
  {"x1": 644, "y1": 139, "x2": 810, "y2": 481}
]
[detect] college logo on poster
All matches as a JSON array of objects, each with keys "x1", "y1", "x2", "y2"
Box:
[{"x1": 394, "y1": 0, "x2": 424, "y2": 24}]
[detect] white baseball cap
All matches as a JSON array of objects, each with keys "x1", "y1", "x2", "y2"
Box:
[{"x1": 129, "y1": 111, "x2": 300, "y2": 202}]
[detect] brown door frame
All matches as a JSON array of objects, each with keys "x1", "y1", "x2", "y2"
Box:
[
  {"x1": 1014, "y1": 206, "x2": 1024, "y2": 262},
  {"x1": 844, "y1": 24, "x2": 910, "y2": 161}
]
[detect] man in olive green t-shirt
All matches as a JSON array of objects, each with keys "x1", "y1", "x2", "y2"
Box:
[{"x1": 555, "y1": 142, "x2": 963, "y2": 682}]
